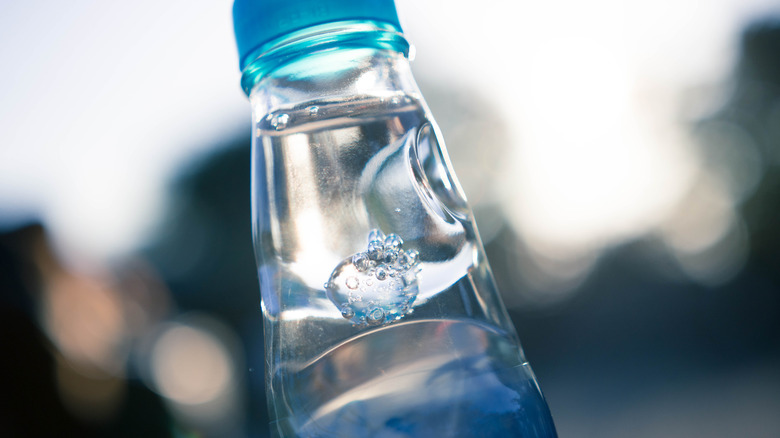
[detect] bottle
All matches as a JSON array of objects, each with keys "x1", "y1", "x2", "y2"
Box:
[{"x1": 233, "y1": 1, "x2": 557, "y2": 436}]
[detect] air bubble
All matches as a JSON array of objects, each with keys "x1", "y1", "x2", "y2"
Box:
[
  {"x1": 341, "y1": 306, "x2": 355, "y2": 319},
  {"x1": 368, "y1": 229, "x2": 386, "y2": 243},
  {"x1": 271, "y1": 113, "x2": 290, "y2": 130},
  {"x1": 308, "y1": 106, "x2": 319, "y2": 116},
  {"x1": 367, "y1": 240, "x2": 384, "y2": 261},
  {"x1": 345, "y1": 276, "x2": 359, "y2": 290},
  {"x1": 352, "y1": 253, "x2": 371, "y2": 271},
  {"x1": 376, "y1": 267, "x2": 388, "y2": 281},
  {"x1": 385, "y1": 234, "x2": 403, "y2": 251},
  {"x1": 367, "y1": 308, "x2": 385, "y2": 325}
]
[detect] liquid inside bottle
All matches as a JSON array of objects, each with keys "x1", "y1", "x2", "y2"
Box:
[{"x1": 253, "y1": 91, "x2": 557, "y2": 437}]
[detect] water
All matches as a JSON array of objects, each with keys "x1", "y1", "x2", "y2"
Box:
[
  {"x1": 255, "y1": 94, "x2": 478, "y2": 315},
  {"x1": 253, "y1": 93, "x2": 556, "y2": 437},
  {"x1": 274, "y1": 319, "x2": 556, "y2": 437}
]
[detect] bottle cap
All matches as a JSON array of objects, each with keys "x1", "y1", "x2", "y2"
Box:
[{"x1": 233, "y1": 0, "x2": 403, "y2": 71}]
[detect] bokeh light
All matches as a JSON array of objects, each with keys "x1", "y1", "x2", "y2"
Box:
[{"x1": 150, "y1": 323, "x2": 232, "y2": 405}]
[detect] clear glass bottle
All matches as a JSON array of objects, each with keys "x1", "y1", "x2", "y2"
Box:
[{"x1": 234, "y1": 1, "x2": 557, "y2": 436}]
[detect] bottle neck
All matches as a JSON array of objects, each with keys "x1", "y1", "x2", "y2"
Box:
[
  {"x1": 240, "y1": 20, "x2": 412, "y2": 96},
  {"x1": 245, "y1": 22, "x2": 418, "y2": 120}
]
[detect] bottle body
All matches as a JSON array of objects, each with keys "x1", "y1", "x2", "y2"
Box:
[{"x1": 248, "y1": 25, "x2": 556, "y2": 437}]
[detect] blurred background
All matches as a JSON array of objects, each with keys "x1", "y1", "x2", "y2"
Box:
[{"x1": 1, "y1": 0, "x2": 780, "y2": 436}]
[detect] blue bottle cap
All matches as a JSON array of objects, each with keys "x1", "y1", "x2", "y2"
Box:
[{"x1": 233, "y1": 0, "x2": 403, "y2": 71}]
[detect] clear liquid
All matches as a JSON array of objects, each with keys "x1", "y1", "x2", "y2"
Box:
[
  {"x1": 275, "y1": 317, "x2": 556, "y2": 437},
  {"x1": 253, "y1": 93, "x2": 556, "y2": 437}
]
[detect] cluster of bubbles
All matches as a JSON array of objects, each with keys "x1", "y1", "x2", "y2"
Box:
[{"x1": 325, "y1": 229, "x2": 421, "y2": 326}]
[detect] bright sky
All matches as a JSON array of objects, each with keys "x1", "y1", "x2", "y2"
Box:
[
  {"x1": 1, "y1": 0, "x2": 778, "y2": 269},
  {"x1": 0, "y1": 0, "x2": 246, "y2": 259}
]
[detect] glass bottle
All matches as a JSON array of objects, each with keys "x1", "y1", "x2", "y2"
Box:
[{"x1": 233, "y1": 0, "x2": 557, "y2": 436}]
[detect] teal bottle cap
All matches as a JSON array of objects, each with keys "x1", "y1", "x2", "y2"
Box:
[{"x1": 233, "y1": 0, "x2": 404, "y2": 71}]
